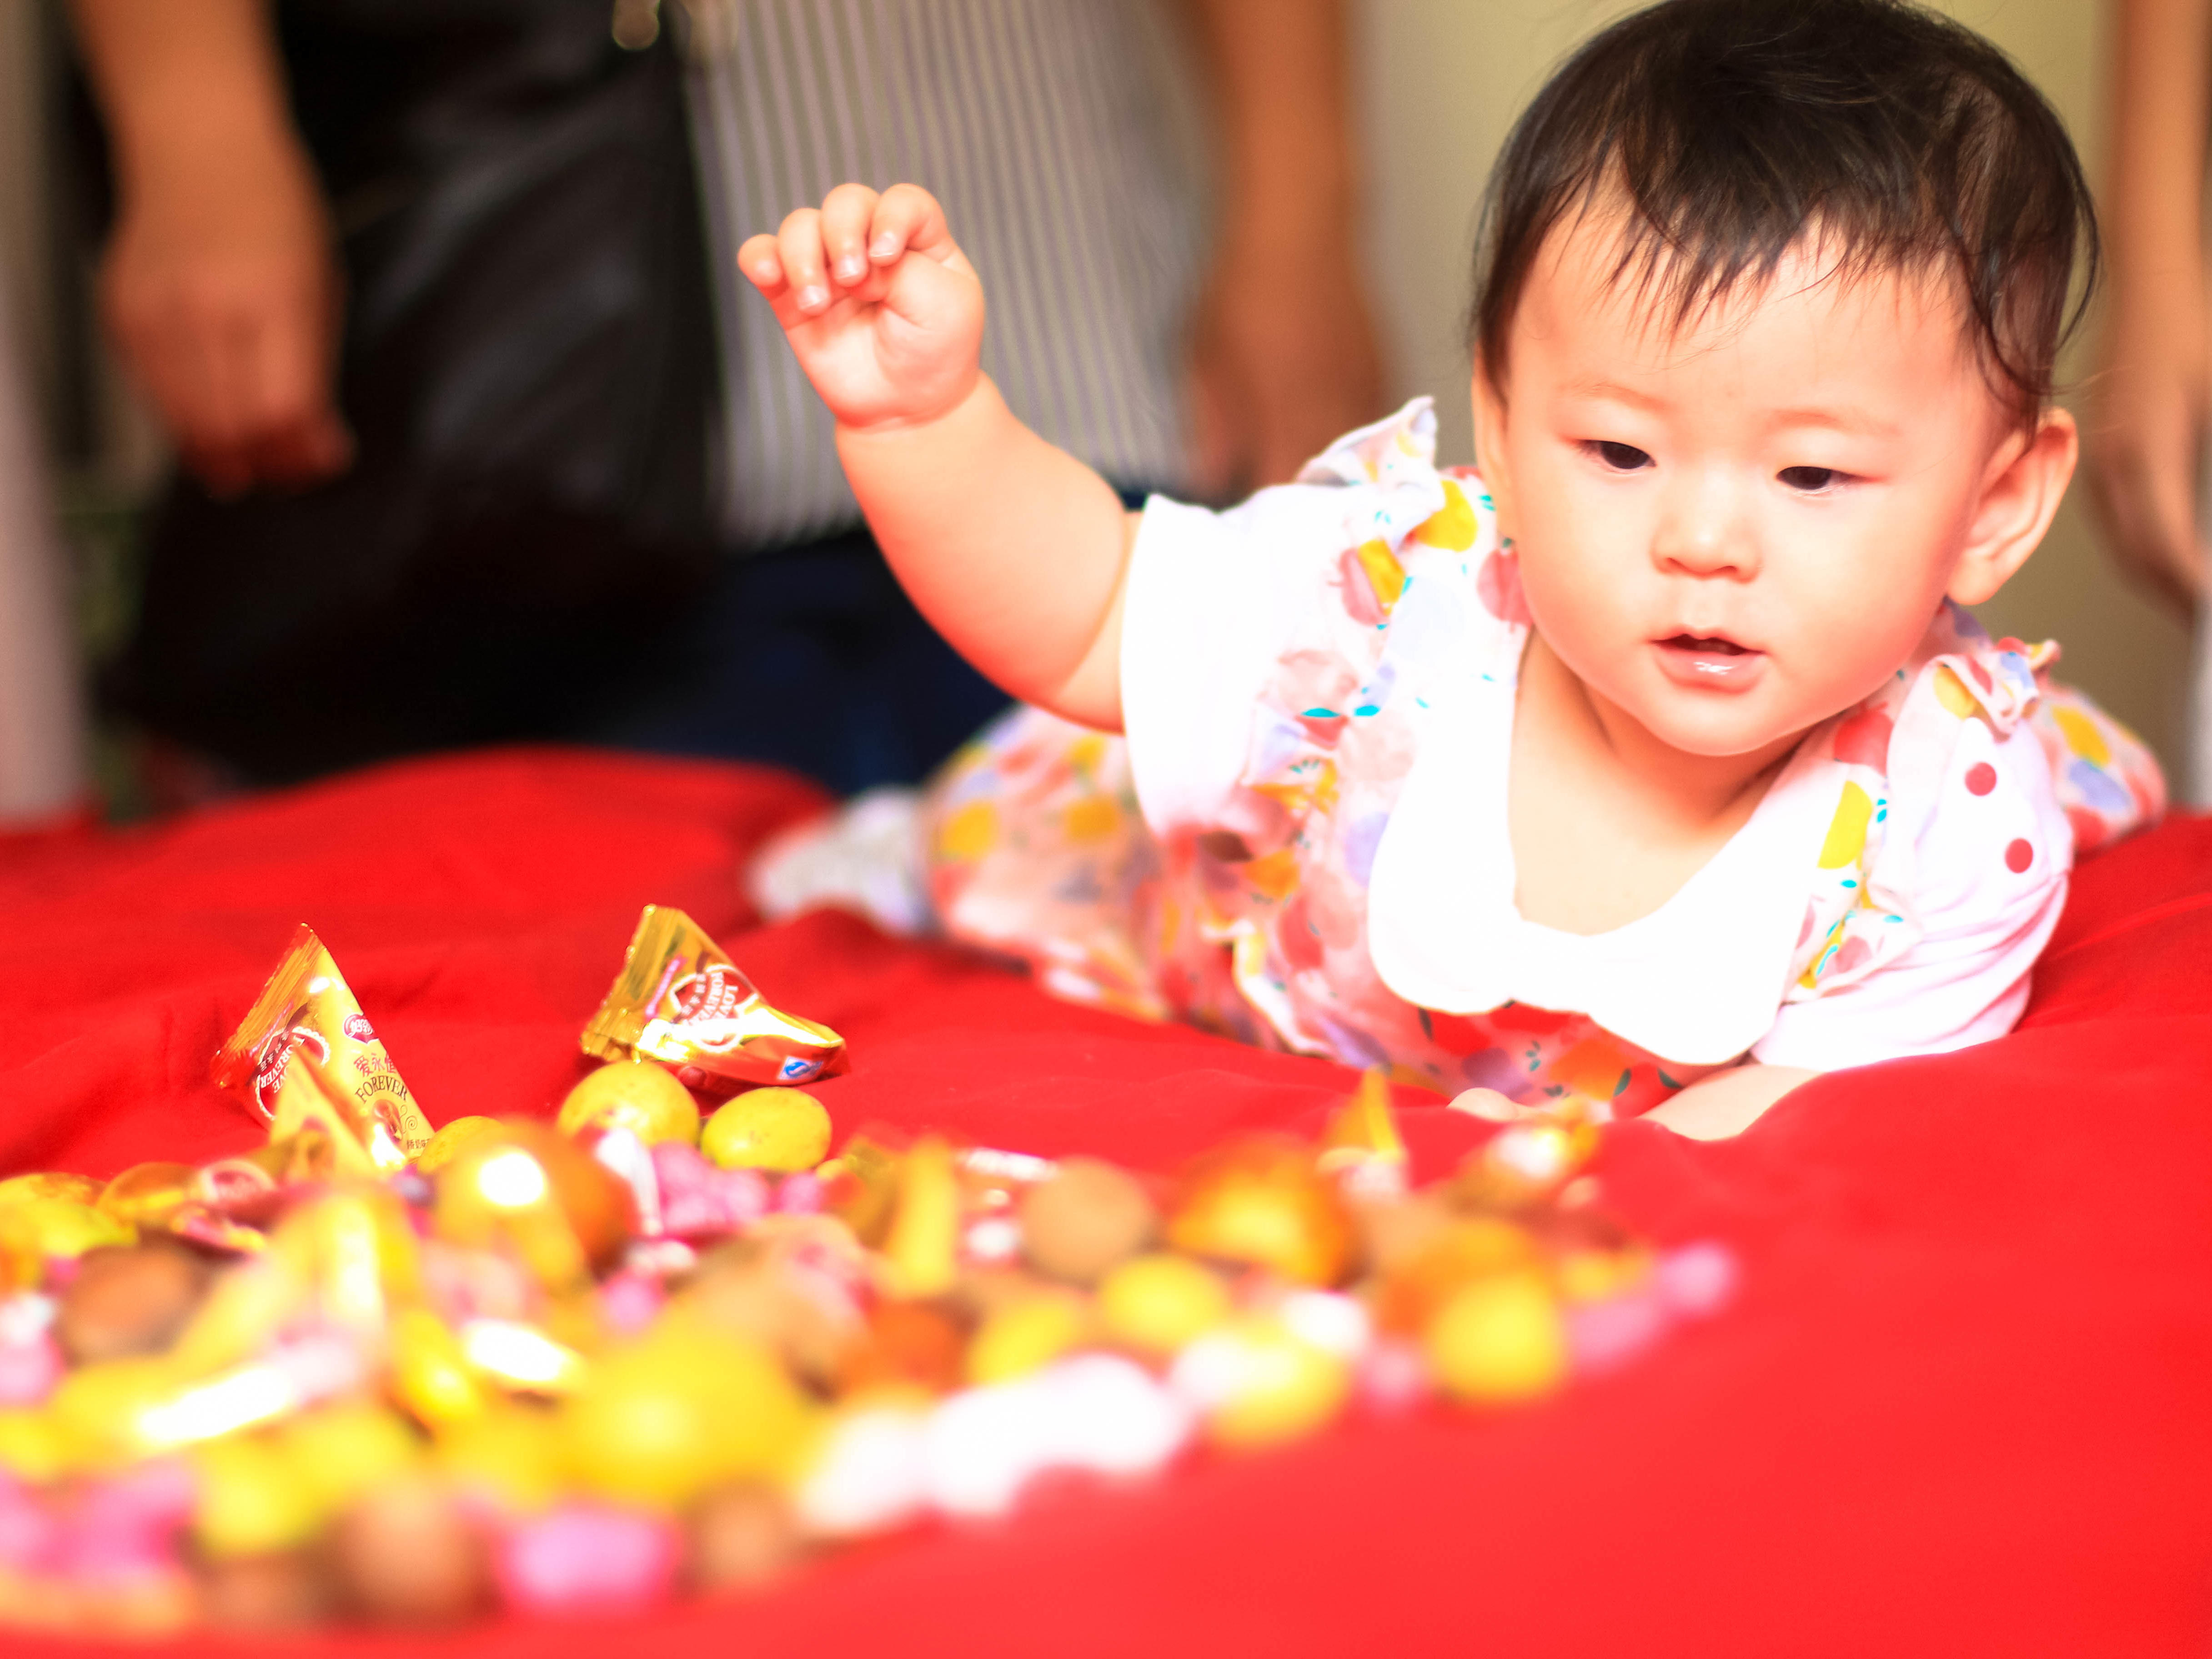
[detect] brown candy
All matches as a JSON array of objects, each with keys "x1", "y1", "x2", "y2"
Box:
[
  {"x1": 687, "y1": 1483, "x2": 804, "y2": 1594},
  {"x1": 196, "y1": 1551, "x2": 332, "y2": 1630},
  {"x1": 329, "y1": 1477, "x2": 490, "y2": 1626},
  {"x1": 56, "y1": 1240, "x2": 212, "y2": 1365},
  {"x1": 1352, "y1": 1188, "x2": 1458, "y2": 1278},
  {"x1": 1018, "y1": 1158, "x2": 1158, "y2": 1285},
  {"x1": 684, "y1": 1251, "x2": 856, "y2": 1387}
]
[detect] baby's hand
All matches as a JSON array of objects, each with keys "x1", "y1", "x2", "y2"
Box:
[{"x1": 739, "y1": 184, "x2": 984, "y2": 434}]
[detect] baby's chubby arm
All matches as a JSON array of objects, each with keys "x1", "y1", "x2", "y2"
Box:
[
  {"x1": 1640, "y1": 1064, "x2": 1817, "y2": 1139},
  {"x1": 740, "y1": 185, "x2": 1134, "y2": 729},
  {"x1": 1456, "y1": 1063, "x2": 1816, "y2": 1140}
]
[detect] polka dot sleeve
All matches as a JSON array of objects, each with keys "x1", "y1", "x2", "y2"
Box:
[{"x1": 1751, "y1": 646, "x2": 2075, "y2": 1072}]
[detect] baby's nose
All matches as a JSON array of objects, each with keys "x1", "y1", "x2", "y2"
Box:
[{"x1": 1652, "y1": 476, "x2": 1760, "y2": 579}]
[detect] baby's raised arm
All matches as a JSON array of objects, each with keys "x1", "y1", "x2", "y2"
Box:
[{"x1": 740, "y1": 185, "x2": 1134, "y2": 730}]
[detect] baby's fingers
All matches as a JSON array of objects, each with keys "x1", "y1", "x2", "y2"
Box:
[
  {"x1": 737, "y1": 232, "x2": 787, "y2": 299},
  {"x1": 819, "y1": 183, "x2": 882, "y2": 288},
  {"x1": 868, "y1": 184, "x2": 960, "y2": 269},
  {"x1": 775, "y1": 207, "x2": 834, "y2": 316}
]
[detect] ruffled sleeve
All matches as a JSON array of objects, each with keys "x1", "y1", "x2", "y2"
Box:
[
  {"x1": 1752, "y1": 607, "x2": 2077, "y2": 1071},
  {"x1": 1120, "y1": 398, "x2": 1510, "y2": 838}
]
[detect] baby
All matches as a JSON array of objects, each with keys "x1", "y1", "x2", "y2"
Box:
[{"x1": 741, "y1": 0, "x2": 2162, "y2": 1139}]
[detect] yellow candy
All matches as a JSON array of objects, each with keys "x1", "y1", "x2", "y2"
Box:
[
  {"x1": 270, "y1": 1190, "x2": 423, "y2": 1342},
  {"x1": 169, "y1": 1255, "x2": 305, "y2": 1376},
  {"x1": 1425, "y1": 1269, "x2": 1568, "y2": 1404},
  {"x1": 46, "y1": 1356, "x2": 191, "y2": 1464},
  {"x1": 700, "y1": 1087, "x2": 833, "y2": 1173},
  {"x1": 876, "y1": 1136, "x2": 958, "y2": 1298},
  {"x1": 283, "y1": 1402, "x2": 423, "y2": 1518},
  {"x1": 556, "y1": 1060, "x2": 701, "y2": 1147},
  {"x1": 1098, "y1": 1254, "x2": 1231, "y2": 1356},
  {"x1": 821, "y1": 1134, "x2": 899, "y2": 1244},
  {"x1": 435, "y1": 1406, "x2": 565, "y2": 1514},
  {"x1": 562, "y1": 1324, "x2": 809, "y2": 1511},
  {"x1": 1168, "y1": 1140, "x2": 1354, "y2": 1287},
  {"x1": 1375, "y1": 1217, "x2": 1537, "y2": 1334},
  {"x1": 61, "y1": 1352, "x2": 321, "y2": 1460},
  {"x1": 390, "y1": 1307, "x2": 488, "y2": 1428},
  {"x1": 1556, "y1": 1246, "x2": 1650, "y2": 1305},
  {"x1": 191, "y1": 1433, "x2": 324, "y2": 1559},
  {"x1": 967, "y1": 1294, "x2": 1089, "y2": 1384},
  {"x1": 0, "y1": 1196, "x2": 136, "y2": 1285},
  {"x1": 95, "y1": 1163, "x2": 199, "y2": 1226},
  {"x1": 1458, "y1": 1120, "x2": 1600, "y2": 1207},
  {"x1": 0, "y1": 1409, "x2": 71, "y2": 1482},
  {"x1": 1315, "y1": 1067, "x2": 1409, "y2": 1191},
  {"x1": 1187, "y1": 1317, "x2": 1349, "y2": 1449},
  {"x1": 458, "y1": 1318, "x2": 588, "y2": 1396},
  {"x1": 432, "y1": 1123, "x2": 634, "y2": 1289},
  {"x1": 0, "y1": 1172, "x2": 104, "y2": 1208},
  {"x1": 415, "y1": 1116, "x2": 504, "y2": 1175}
]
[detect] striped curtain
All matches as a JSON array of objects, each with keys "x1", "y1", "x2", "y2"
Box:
[{"x1": 682, "y1": 0, "x2": 1205, "y2": 548}]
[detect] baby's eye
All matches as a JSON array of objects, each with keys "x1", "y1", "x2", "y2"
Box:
[
  {"x1": 1584, "y1": 440, "x2": 1653, "y2": 472},
  {"x1": 1778, "y1": 465, "x2": 1843, "y2": 493}
]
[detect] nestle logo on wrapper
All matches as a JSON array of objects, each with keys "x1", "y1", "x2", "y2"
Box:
[
  {"x1": 667, "y1": 963, "x2": 749, "y2": 1028},
  {"x1": 343, "y1": 1012, "x2": 376, "y2": 1044},
  {"x1": 251, "y1": 1022, "x2": 329, "y2": 1116},
  {"x1": 780, "y1": 1056, "x2": 823, "y2": 1082}
]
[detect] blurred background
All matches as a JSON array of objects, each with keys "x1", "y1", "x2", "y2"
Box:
[{"x1": 0, "y1": 0, "x2": 2187, "y2": 823}]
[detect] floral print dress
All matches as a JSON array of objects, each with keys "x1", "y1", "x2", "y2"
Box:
[{"x1": 920, "y1": 401, "x2": 2164, "y2": 1114}]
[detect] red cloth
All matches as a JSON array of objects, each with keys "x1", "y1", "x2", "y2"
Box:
[{"x1": 4, "y1": 748, "x2": 2209, "y2": 1658}]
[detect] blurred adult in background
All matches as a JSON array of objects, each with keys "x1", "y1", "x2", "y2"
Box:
[
  {"x1": 2087, "y1": 0, "x2": 2212, "y2": 803},
  {"x1": 69, "y1": 0, "x2": 1381, "y2": 799},
  {"x1": 0, "y1": 267, "x2": 90, "y2": 831}
]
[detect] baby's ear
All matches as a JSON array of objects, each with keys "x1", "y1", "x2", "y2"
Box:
[{"x1": 1948, "y1": 406, "x2": 2077, "y2": 607}]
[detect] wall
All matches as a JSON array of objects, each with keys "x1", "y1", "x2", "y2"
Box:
[
  {"x1": 1356, "y1": 0, "x2": 2195, "y2": 773},
  {"x1": 0, "y1": 0, "x2": 53, "y2": 413}
]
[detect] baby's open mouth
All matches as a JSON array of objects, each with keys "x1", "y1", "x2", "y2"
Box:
[
  {"x1": 1660, "y1": 633, "x2": 1750, "y2": 655},
  {"x1": 1654, "y1": 632, "x2": 1765, "y2": 688}
]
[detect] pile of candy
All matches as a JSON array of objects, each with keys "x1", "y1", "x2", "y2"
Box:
[{"x1": 0, "y1": 909, "x2": 1734, "y2": 1632}]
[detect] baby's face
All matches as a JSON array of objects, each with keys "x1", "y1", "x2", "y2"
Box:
[{"x1": 1474, "y1": 220, "x2": 2057, "y2": 759}]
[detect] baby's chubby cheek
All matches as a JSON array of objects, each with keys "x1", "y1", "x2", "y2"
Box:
[{"x1": 1517, "y1": 556, "x2": 1879, "y2": 759}]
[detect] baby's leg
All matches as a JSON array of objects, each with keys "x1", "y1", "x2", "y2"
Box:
[
  {"x1": 748, "y1": 704, "x2": 1167, "y2": 1023},
  {"x1": 749, "y1": 786, "x2": 937, "y2": 935},
  {"x1": 919, "y1": 706, "x2": 1168, "y2": 1017}
]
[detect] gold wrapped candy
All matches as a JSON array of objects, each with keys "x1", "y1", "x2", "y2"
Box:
[
  {"x1": 210, "y1": 926, "x2": 434, "y2": 1173},
  {"x1": 0, "y1": 925, "x2": 1733, "y2": 1637},
  {"x1": 582, "y1": 906, "x2": 845, "y2": 1090}
]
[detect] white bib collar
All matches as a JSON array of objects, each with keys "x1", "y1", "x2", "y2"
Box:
[{"x1": 1365, "y1": 642, "x2": 1839, "y2": 1066}]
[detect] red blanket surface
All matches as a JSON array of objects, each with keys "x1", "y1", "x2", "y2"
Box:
[{"x1": 2, "y1": 749, "x2": 2208, "y2": 1659}]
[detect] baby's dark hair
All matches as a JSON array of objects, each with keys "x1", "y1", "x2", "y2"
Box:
[{"x1": 1469, "y1": 0, "x2": 2097, "y2": 431}]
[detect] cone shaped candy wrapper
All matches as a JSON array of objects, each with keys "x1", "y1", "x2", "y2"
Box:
[
  {"x1": 210, "y1": 926, "x2": 434, "y2": 1173},
  {"x1": 583, "y1": 905, "x2": 846, "y2": 1090}
]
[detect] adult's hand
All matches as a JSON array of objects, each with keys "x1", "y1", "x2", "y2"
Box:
[
  {"x1": 1183, "y1": 0, "x2": 1384, "y2": 499},
  {"x1": 2083, "y1": 0, "x2": 2212, "y2": 615},
  {"x1": 72, "y1": 0, "x2": 351, "y2": 496},
  {"x1": 2086, "y1": 292, "x2": 2209, "y2": 614},
  {"x1": 1187, "y1": 217, "x2": 1384, "y2": 500}
]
